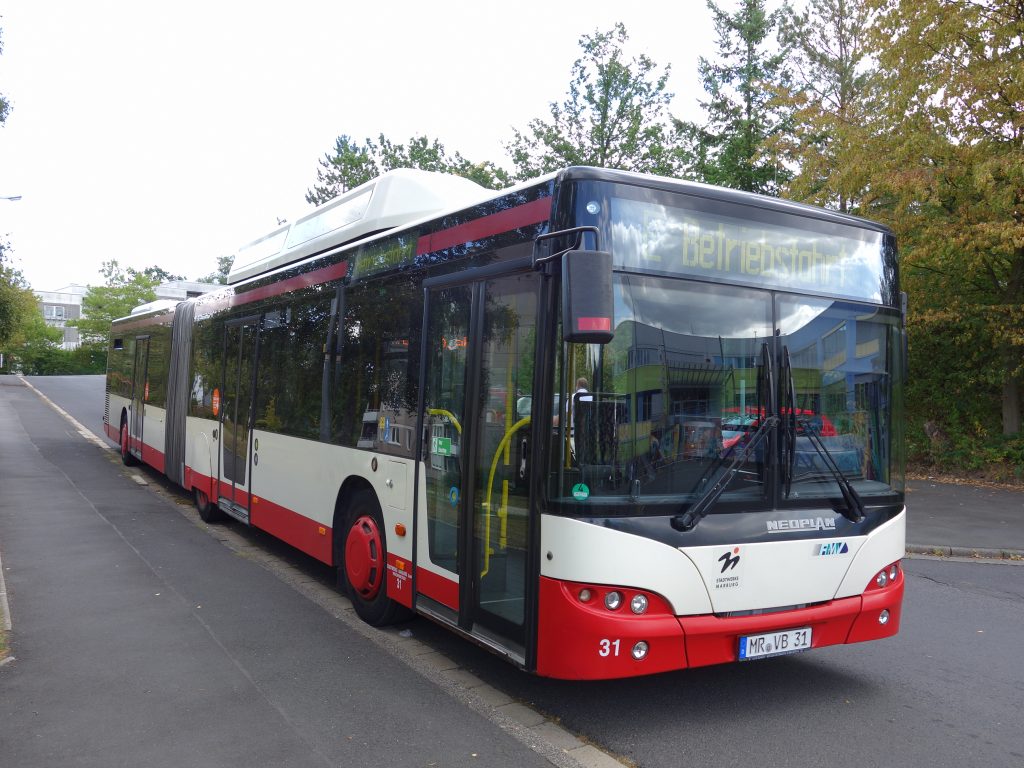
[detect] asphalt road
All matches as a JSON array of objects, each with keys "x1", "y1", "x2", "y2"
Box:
[
  {"x1": 25, "y1": 374, "x2": 108, "y2": 441},
  {"x1": 19, "y1": 374, "x2": 1024, "y2": 767}
]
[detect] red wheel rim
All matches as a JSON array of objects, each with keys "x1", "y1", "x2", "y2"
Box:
[
  {"x1": 121, "y1": 423, "x2": 129, "y2": 456},
  {"x1": 345, "y1": 515, "x2": 383, "y2": 599}
]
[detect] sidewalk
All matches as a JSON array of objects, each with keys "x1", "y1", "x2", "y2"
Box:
[
  {"x1": 0, "y1": 377, "x2": 568, "y2": 768},
  {"x1": 905, "y1": 476, "x2": 1024, "y2": 558}
]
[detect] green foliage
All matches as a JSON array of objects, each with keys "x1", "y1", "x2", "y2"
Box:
[
  {"x1": 14, "y1": 340, "x2": 106, "y2": 376},
  {"x1": 0, "y1": 238, "x2": 37, "y2": 350},
  {"x1": 772, "y1": 0, "x2": 877, "y2": 212},
  {"x1": 678, "y1": 0, "x2": 795, "y2": 195},
  {"x1": 306, "y1": 133, "x2": 511, "y2": 206},
  {"x1": 508, "y1": 23, "x2": 679, "y2": 180},
  {"x1": 198, "y1": 254, "x2": 234, "y2": 285},
  {"x1": 140, "y1": 266, "x2": 184, "y2": 283},
  {"x1": 0, "y1": 26, "x2": 10, "y2": 126},
  {"x1": 72, "y1": 260, "x2": 158, "y2": 344},
  {"x1": 860, "y1": 0, "x2": 1024, "y2": 437}
]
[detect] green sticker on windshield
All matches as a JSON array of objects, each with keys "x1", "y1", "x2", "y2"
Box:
[{"x1": 572, "y1": 483, "x2": 590, "y2": 501}]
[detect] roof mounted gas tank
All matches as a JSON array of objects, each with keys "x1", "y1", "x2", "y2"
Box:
[{"x1": 226, "y1": 169, "x2": 489, "y2": 285}]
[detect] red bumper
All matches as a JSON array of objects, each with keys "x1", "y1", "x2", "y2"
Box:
[{"x1": 535, "y1": 576, "x2": 904, "y2": 680}]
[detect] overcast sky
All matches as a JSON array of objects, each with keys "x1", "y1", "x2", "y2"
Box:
[{"x1": 0, "y1": 0, "x2": 731, "y2": 291}]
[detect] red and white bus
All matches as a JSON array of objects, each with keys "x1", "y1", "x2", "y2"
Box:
[{"x1": 104, "y1": 167, "x2": 906, "y2": 680}]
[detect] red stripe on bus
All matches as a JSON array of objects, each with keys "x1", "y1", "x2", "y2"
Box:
[
  {"x1": 534, "y1": 575, "x2": 904, "y2": 679},
  {"x1": 186, "y1": 467, "x2": 334, "y2": 564},
  {"x1": 535, "y1": 576, "x2": 686, "y2": 680},
  {"x1": 416, "y1": 567, "x2": 459, "y2": 610},
  {"x1": 679, "y1": 580, "x2": 903, "y2": 668},
  {"x1": 415, "y1": 196, "x2": 551, "y2": 255},
  {"x1": 386, "y1": 553, "x2": 414, "y2": 608},
  {"x1": 230, "y1": 260, "x2": 349, "y2": 308},
  {"x1": 250, "y1": 495, "x2": 333, "y2": 565},
  {"x1": 141, "y1": 442, "x2": 165, "y2": 473}
]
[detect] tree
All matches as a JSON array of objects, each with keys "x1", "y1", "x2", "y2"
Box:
[
  {"x1": 306, "y1": 135, "x2": 379, "y2": 205},
  {"x1": 0, "y1": 238, "x2": 33, "y2": 350},
  {"x1": 8, "y1": 308, "x2": 64, "y2": 375},
  {"x1": 1, "y1": 25, "x2": 10, "y2": 126},
  {"x1": 678, "y1": 0, "x2": 795, "y2": 195},
  {"x1": 71, "y1": 260, "x2": 158, "y2": 343},
  {"x1": 862, "y1": 0, "x2": 1024, "y2": 436},
  {"x1": 508, "y1": 23, "x2": 679, "y2": 180},
  {"x1": 306, "y1": 133, "x2": 510, "y2": 206},
  {"x1": 772, "y1": 0, "x2": 877, "y2": 212},
  {"x1": 198, "y1": 255, "x2": 235, "y2": 285},
  {"x1": 140, "y1": 266, "x2": 184, "y2": 283}
]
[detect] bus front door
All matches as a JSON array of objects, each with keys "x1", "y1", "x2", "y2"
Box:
[
  {"x1": 420, "y1": 272, "x2": 539, "y2": 662},
  {"x1": 217, "y1": 317, "x2": 260, "y2": 523},
  {"x1": 128, "y1": 335, "x2": 150, "y2": 462}
]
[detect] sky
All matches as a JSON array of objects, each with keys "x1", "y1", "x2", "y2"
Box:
[{"x1": 0, "y1": 0, "x2": 727, "y2": 291}]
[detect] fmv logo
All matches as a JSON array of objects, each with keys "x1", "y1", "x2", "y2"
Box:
[{"x1": 817, "y1": 541, "x2": 849, "y2": 556}]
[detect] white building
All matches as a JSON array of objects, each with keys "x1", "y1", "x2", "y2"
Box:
[{"x1": 35, "y1": 280, "x2": 220, "y2": 349}]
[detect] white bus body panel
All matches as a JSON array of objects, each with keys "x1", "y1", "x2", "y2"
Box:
[
  {"x1": 183, "y1": 423, "x2": 416, "y2": 565},
  {"x1": 185, "y1": 416, "x2": 215, "y2": 490},
  {"x1": 541, "y1": 509, "x2": 906, "y2": 616},
  {"x1": 141, "y1": 404, "x2": 166, "y2": 457},
  {"x1": 540, "y1": 515, "x2": 714, "y2": 615},
  {"x1": 835, "y1": 510, "x2": 905, "y2": 598},
  {"x1": 414, "y1": 460, "x2": 459, "y2": 588},
  {"x1": 108, "y1": 393, "x2": 130, "y2": 428}
]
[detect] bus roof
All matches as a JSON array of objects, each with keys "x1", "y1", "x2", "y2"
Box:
[
  {"x1": 554, "y1": 166, "x2": 894, "y2": 236},
  {"x1": 227, "y1": 169, "x2": 492, "y2": 284}
]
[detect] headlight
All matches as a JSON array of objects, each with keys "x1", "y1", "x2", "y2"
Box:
[{"x1": 630, "y1": 594, "x2": 649, "y2": 614}]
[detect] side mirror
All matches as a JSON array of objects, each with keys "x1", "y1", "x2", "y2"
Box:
[{"x1": 562, "y1": 249, "x2": 614, "y2": 344}]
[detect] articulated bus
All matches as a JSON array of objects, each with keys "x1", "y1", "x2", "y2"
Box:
[{"x1": 104, "y1": 167, "x2": 906, "y2": 680}]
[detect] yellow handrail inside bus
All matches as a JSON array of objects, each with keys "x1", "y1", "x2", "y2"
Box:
[
  {"x1": 426, "y1": 408, "x2": 462, "y2": 434},
  {"x1": 481, "y1": 416, "x2": 531, "y2": 578}
]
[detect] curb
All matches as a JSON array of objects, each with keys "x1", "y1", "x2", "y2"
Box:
[
  {"x1": 906, "y1": 543, "x2": 1024, "y2": 561},
  {"x1": 0, "y1": 544, "x2": 13, "y2": 668}
]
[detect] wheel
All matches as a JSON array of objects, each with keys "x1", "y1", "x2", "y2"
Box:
[
  {"x1": 340, "y1": 490, "x2": 411, "y2": 626},
  {"x1": 119, "y1": 416, "x2": 136, "y2": 466},
  {"x1": 194, "y1": 486, "x2": 224, "y2": 524}
]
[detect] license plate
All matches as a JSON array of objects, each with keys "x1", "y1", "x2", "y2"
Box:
[{"x1": 738, "y1": 627, "x2": 812, "y2": 661}]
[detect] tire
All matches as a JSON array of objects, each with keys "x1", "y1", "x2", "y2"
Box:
[
  {"x1": 339, "y1": 489, "x2": 411, "y2": 626},
  {"x1": 119, "y1": 416, "x2": 137, "y2": 466},
  {"x1": 194, "y1": 486, "x2": 225, "y2": 524}
]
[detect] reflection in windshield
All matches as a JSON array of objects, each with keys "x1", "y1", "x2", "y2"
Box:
[
  {"x1": 778, "y1": 296, "x2": 901, "y2": 501},
  {"x1": 552, "y1": 276, "x2": 772, "y2": 505},
  {"x1": 549, "y1": 274, "x2": 903, "y2": 511}
]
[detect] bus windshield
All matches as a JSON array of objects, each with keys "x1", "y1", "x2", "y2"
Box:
[{"x1": 548, "y1": 270, "x2": 904, "y2": 513}]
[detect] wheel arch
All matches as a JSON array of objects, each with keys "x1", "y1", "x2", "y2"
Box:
[{"x1": 331, "y1": 475, "x2": 378, "y2": 567}]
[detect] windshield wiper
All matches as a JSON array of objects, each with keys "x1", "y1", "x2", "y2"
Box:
[
  {"x1": 797, "y1": 419, "x2": 866, "y2": 523},
  {"x1": 672, "y1": 415, "x2": 779, "y2": 531},
  {"x1": 672, "y1": 343, "x2": 776, "y2": 533}
]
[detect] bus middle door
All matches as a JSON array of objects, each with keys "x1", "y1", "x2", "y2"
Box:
[
  {"x1": 128, "y1": 335, "x2": 150, "y2": 463},
  {"x1": 217, "y1": 316, "x2": 260, "y2": 524}
]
